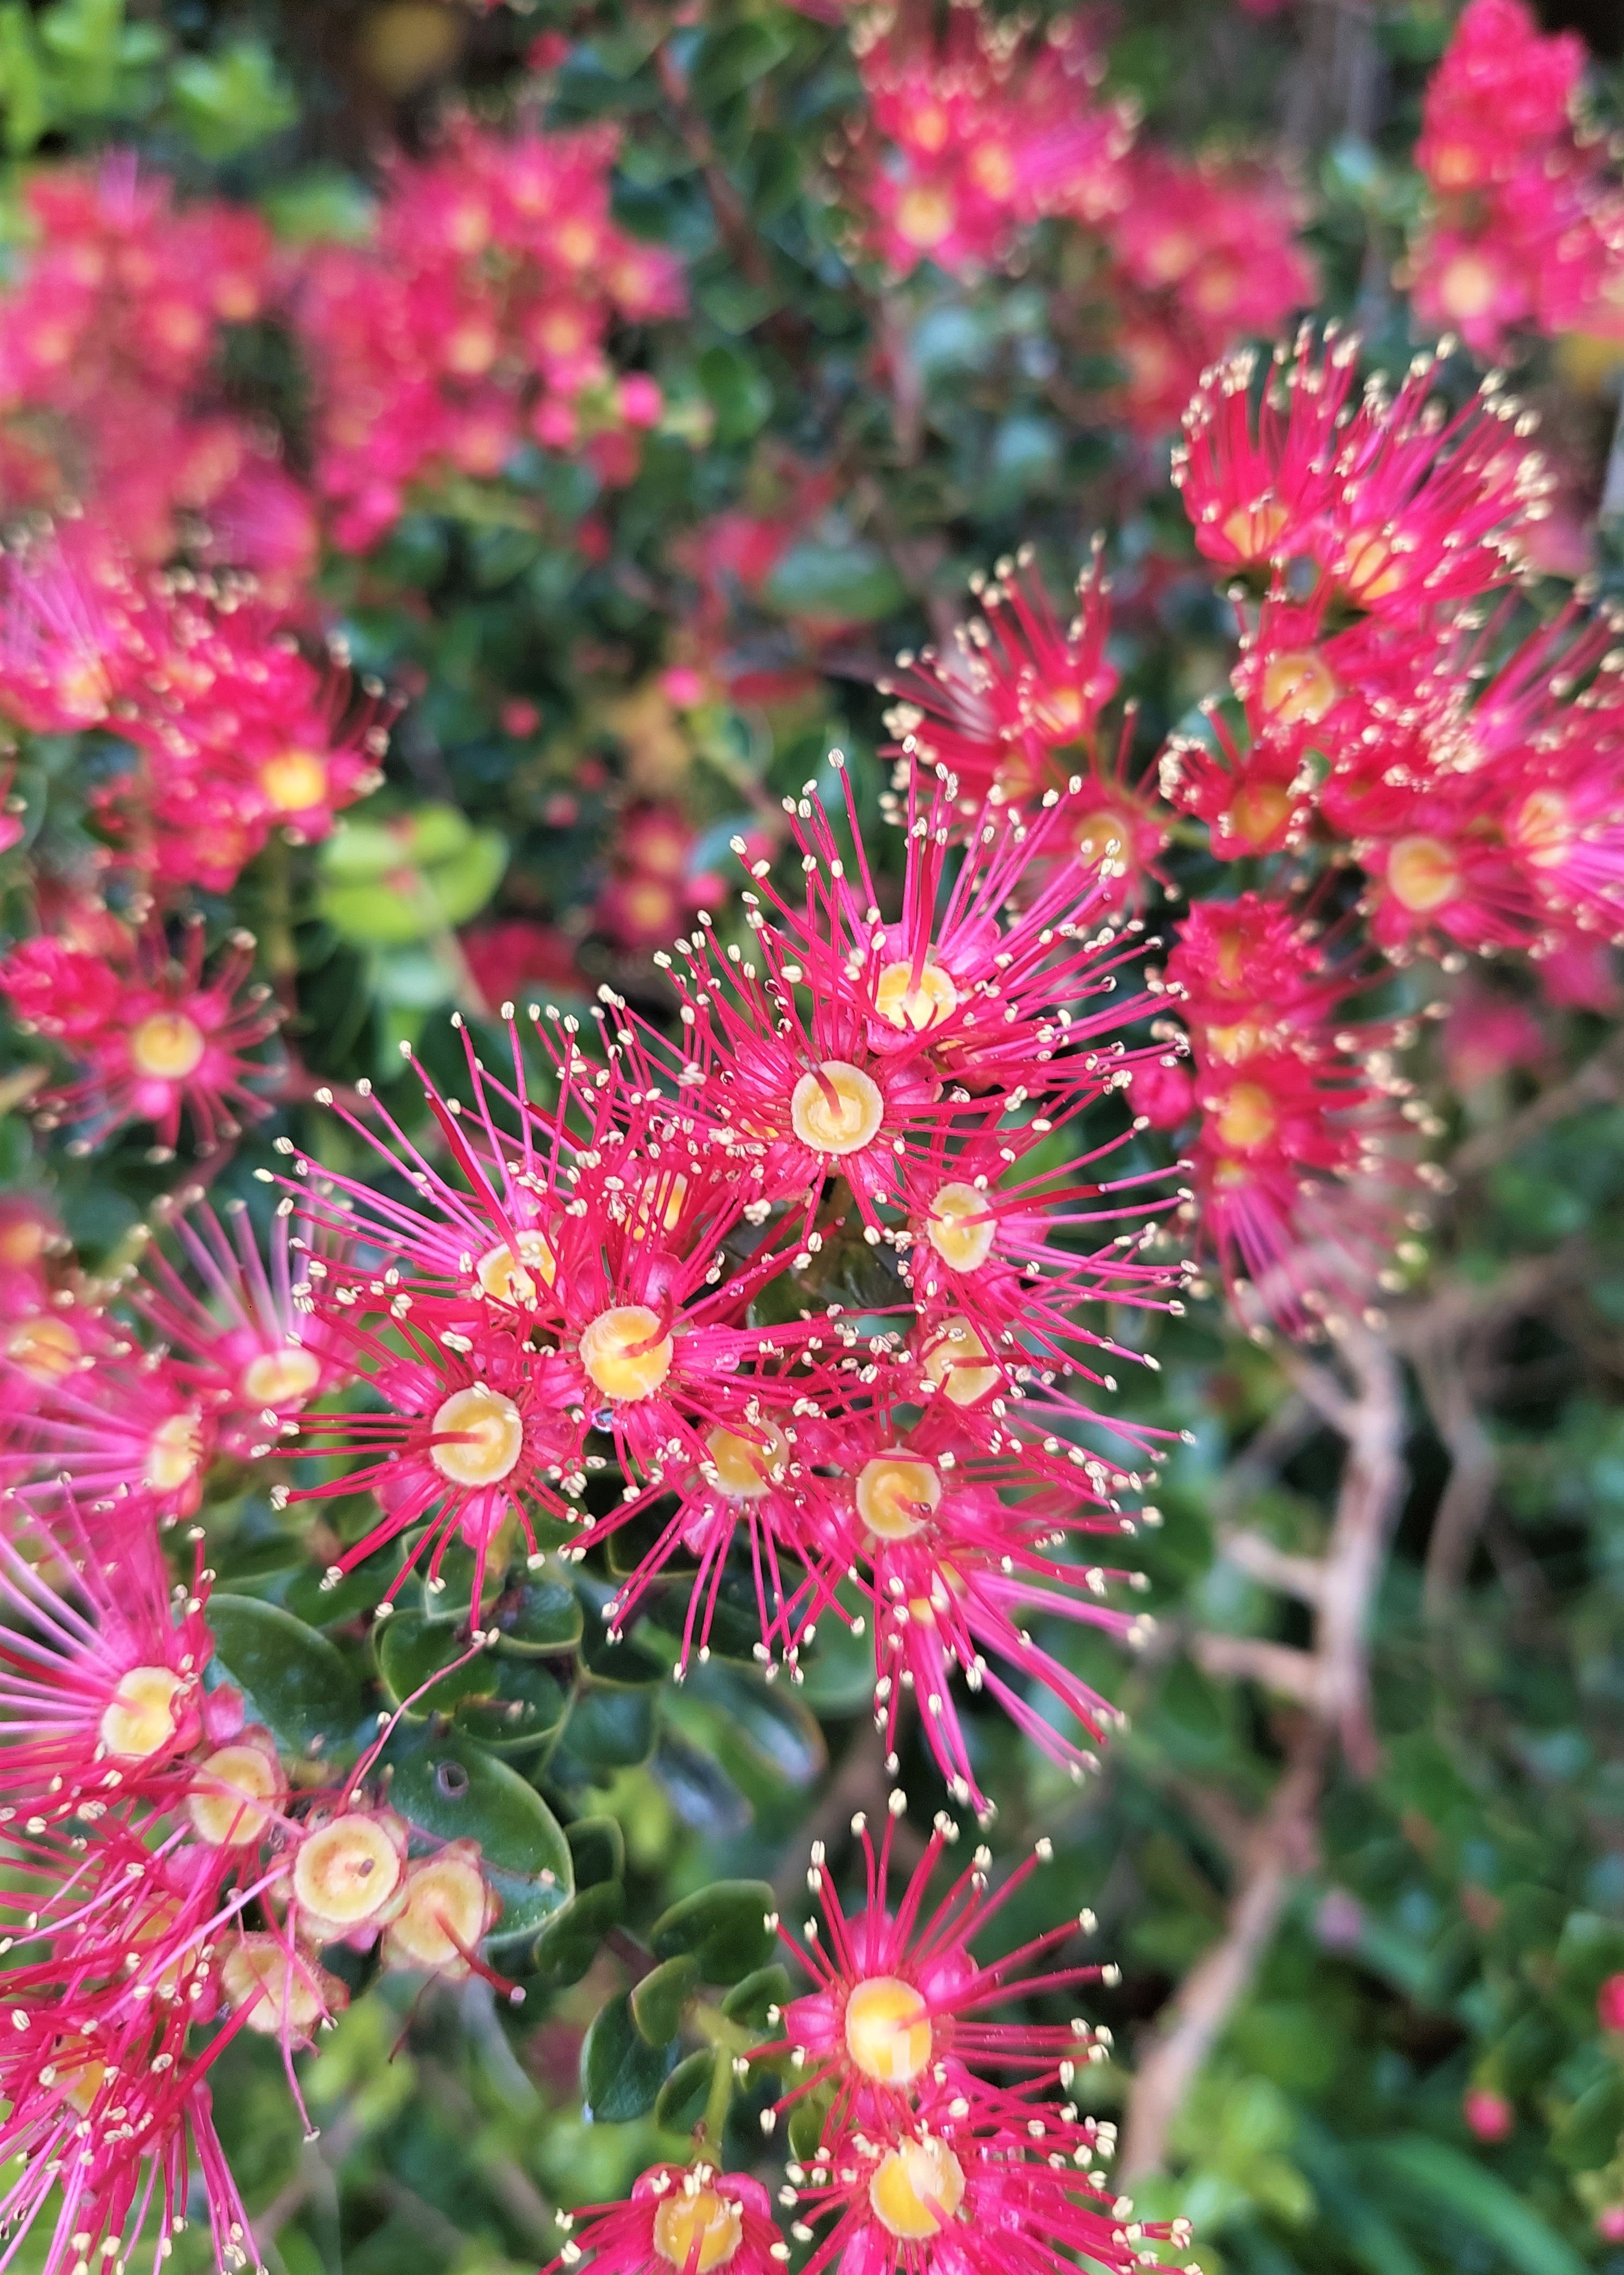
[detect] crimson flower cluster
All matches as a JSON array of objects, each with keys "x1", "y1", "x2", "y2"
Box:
[
  {"x1": 0, "y1": 157, "x2": 310, "y2": 585},
  {"x1": 0, "y1": 1202, "x2": 508, "y2": 2275},
  {"x1": 280, "y1": 760, "x2": 1181, "y2": 1813},
  {"x1": 557, "y1": 1818, "x2": 1187, "y2": 2275},
  {"x1": 295, "y1": 119, "x2": 684, "y2": 552},
  {"x1": 843, "y1": 3, "x2": 1315, "y2": 435},
  {"x1": 1405, "y1": 0, "x2": 1624, "y2": 360}
]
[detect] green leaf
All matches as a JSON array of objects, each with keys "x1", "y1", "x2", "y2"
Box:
[
  {"x1": 649, "y1": 1881, "x2": 776, "y2": 1984},
  {"x1": 788, "y1": 2086, "x2": 833, "y2": 2161},
  {"x1": 654, "y1": 2049, "x2": 716, "y2": 2133},
  {"x1": 261, "y1": 168, "x2": 375, "y2": 246},
  {"x1": 1550, "y1": 2072, "x2": 1624, "y2": 2171},
  {"x1": 0, "y1": 4, "x2": 48, "y2": 152},
  {"x1": 689, "y1": 19, "x2": 788, "y2": 107},
  {"x1": 630, "y1": 1953, "x2": 700, "y2": 2046},
  {"x1": 205, "y1": 1594, "x2": 363, "y2": 1764},
  {"x1": 529, "y1": 1878, "x2": 624, "y2": 1988},
  {"x1": 1365, "y1": 2139, "x2": 1591, "y2": 2275},
  {"x1": 560, "y1": 1682, "x2": 660, "y2": 1769},
  {"x1": 722, "y1": 1964, "x2": 790, "y2": 2032},
  {"x1": 491, "y1": 1572, "x2": 584, "y2": 1657},
  {"x1": 376, "y1": 1613, "x2": 494, "y2": 1717},
  {"x1": 580, "y1": 1992, "x2": 679, "y2": 2122},
  {"x1": 765, "y1": 541, "x2": 905, "y2": 624},
  {"x1": 698, "y1": 342, "x2": 773, "y2": 447},
  {"x1": 170, "y1": 37, "x2": 296, "y2": 160},
  {"x1": 567, "y1": 1817, "x2": 626, "y2": 1889},
  {"x1": 389, "y1": 1737, "x2": 573, "y2": 1945}
]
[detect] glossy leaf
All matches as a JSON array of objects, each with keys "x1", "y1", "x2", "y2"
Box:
[
  {"x1": 204, "y1": 1594, "x2": 362, "y2": 1762},
  {"x1": 580, "y1": 1992, "x2": 679, "y2": 2123},
  {"x1": 649, "y1": 1880, "x2": 776, "y2": 1985}
]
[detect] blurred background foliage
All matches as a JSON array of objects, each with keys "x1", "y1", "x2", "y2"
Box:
[{"x1": 1, "y1": 2, "x2": 1623, "y2": 2274}]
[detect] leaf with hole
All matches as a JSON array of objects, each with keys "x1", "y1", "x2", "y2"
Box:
[{"x1": 388, "y1": 1736, "x2": 572, "y2": 1945}]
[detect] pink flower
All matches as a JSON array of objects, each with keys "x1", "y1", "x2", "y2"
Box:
[
  {"x1": 1462, "y1": 2086, "x2": 1514, "y2": 2142},
  {"x1": 552, "y1": 2165, "x2": 781, "y2": 2275},
  {"x1": 772, "y1": 1815, "x2": 1113, "y2": 2130},
  {"x1": 1598, "y1": 1972, "x2": 1624, "y2": 2033}
]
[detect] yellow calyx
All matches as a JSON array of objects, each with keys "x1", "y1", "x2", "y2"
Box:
[
  {"x1": 1074, "y1": 809, "x2": 1132, "y2": 871},
  {"x1": 1227, "y1": 779, "x2": 1293, "y2": 849},
  {"x1": 292, "y1": 1811, "x2": 405, "y2": 1933},
  {"x1": 1260, "y1": 647, "x2": 1338, "y2": 727},
  {"x1": 868, "y1": 2138, "x2": 966, "y2": 2240},
  {"x1": 6, "y1": 1314, "x2": 81, "y2": 1382},
  {"x1": 241, "y1": 1345, "x2": 322, "y2": 1408},
  {"x1": 706, "y1": 1421, "x2": 789, "y2": 1500},
  {"x1": 1213, "y1": 1081, "x2": 1278, "y2": 1152},
  {"x1": 429, "y1": 1385, "x2": 525, "y2": 1487},
  {"x1": 99, "y1": 1665, "x2": 188, "y2": 1761},
  {"x1": 144, "y1": 1411, "x2": 204, "y2": 1495},
  {"x1": 129, "y1": 1011, "x2": 206, "y2": 1082},
  {"x1": 895, "y1": 183, "x2": 956, "y2": 251},
  {"x1": 652, "y1": 2188, "x2": 744, "y2": 2273},
  {"x1": 50, "y1": 2043, "x2": 107, "y2": 2118},
  {"x1": 921, "y1": 1318, "x2": 1000, "y2": 1407},
  {"x1": 259, "y1": 749, "x2": 329, "y2": 814},
  {"x1": 1387, "y1": 834, "x2": 1461, "y2": 915},
  {"x1": 1507, "y1": 787, "x2": 1571, "y2": 871},
  {"x1": 383, "y1": 1843, "x2": 494, "y2": 1976},
  {"x1": 1220, "y1": 499, "x2": 1289, "y2": 563},
  {"x1": 579, "y1": 1305, "x2": 675, "y2": 1403},
  {"x1": 790, "y1": 1061, "x2": 884, "y2": 1156},
  {"x1": 855, "y1": 1452, "x2": 942, "y2": 1542},
  {"x1": 475, "y1": 1230, "x2": 558, "y2": 1306},
  {"x1": 874, "y1": 958, "x2": 958, "y2": 1033},
  {"x1": 924, "y1": 1181, "x2": 995, "y2": 1274},
  {"x1": 220, "y1": 1936, "x2": 332, "y2": 2039},
  {"x1": 1339, "y1": 532, "x2": 1405, "y2": 604},
  {"x1": 844, "y1": 1976, "x2": 933, "y2": 2084},
  {"x1": 187, "y1": 1734, "x2": 285, "y2": 1848}
]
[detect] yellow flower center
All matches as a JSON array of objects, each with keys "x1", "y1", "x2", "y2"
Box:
[
  {"x1": 5, "y1": 1314, "x2": 80, "y2": 1381},
  {"x1": 924, "y1": 1181, "x2": 996, "y2": 1273},
  {"x1": 855, "y1": 1452, "x2": 942, "y2": 1542},
  {"x1": 1214, "y1": 1081, "x2": 1278, "y2": 1151},
  {"x1": 129, "y1": 1012, "x2": 206, "y2": 1082},
  {"x1": 868, "y1": 2138, "x2": 966, "y2": 2240},
  {"x1": 1227, "y1": 779, "x2": 1293, "y2": 849},
  {"x1": 1220, "y1": 499, "x2": 1289, "y2": 562},
  {"x1": 1387, "y1": 834, "x2": 1461, "y2": 914},
  {"x1": 145, "y1": 1411, "x2": 204, "y2": 1495},
  {"x1": 1075, "y1": 808, "x2": 1132, "y2": 870},
  {"x1": 969, "y1": 143, "x2": 1014, "y2": 200},
  {"x1": 1507, "y1": 786, "x2": 1572, "y2": 871},
  {"x1": 383, "y1": 1847, "x2": 492, "y2": 1973},
  {"x1": 241, "y1": 1346, "x2": 322, "y2": 1407},
  {"x1": 259, "y1": 749, "x2": 329, "y2": 813},
  {"x1": 921, "y1": 1317, "x2": 1000, "y2": 1407},
  {"x1": 790, "y1": 1061, "x2": 884, "y2": 1156},
  {"x1": 579, "y1": 1305, "x2": 675, "y2": 1403},
  {"x1": 652, "y1": 2189, "x2": 744, "y2": 2273},
  {"x1": 844, "y1": 1976, "x2": 933, "y2": 2083},
  {"x1": 475, "y1": 1230, "x2": 558, "y2": 1305},
  {"x1": 895, "y1": 183, "x2": 956, "y2": 251},
  {"x1": 187, "y1": 1736, "x2": 284, "y2": 1848},
  {"x1": 1340, "y1": 532, "x2": 1404, "y2": 604},
  {"x1": 706, "y1": 1421, "x2": 789, "y2": 1500},
  {"x1": 632, "y1": 1172, "x2": 691, "y2": 1239},
  {"x1": 429, "y1": 1385, "x2": 525, "y2": 1486},
  {"x1": 220, "y1": 1936, "x2": 328, "y2": 2037},
  {"x1": 1438, "y1": 253, "x2": 1500, "y2": 322},
  {"x1": 293, "y1": 1813, "x2": 404, "y2": 1931},
  {"x1": 99, "y1": 1665, "x2": 188, "y2": 1761},
  {"x1": 1260, "y1": 647, "x2": 1338, "y2": 727},
  {"x1": 51, "y1": 2044, "x2": 107, "y2": 2118},
  {"x1": 874, "y1": 959, "x2": 958, "y2": 1033}
]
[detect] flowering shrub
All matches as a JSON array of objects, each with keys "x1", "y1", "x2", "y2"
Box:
[{"x1": 3, "y1": 4, "x2": 1624, "y2": 2275}]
